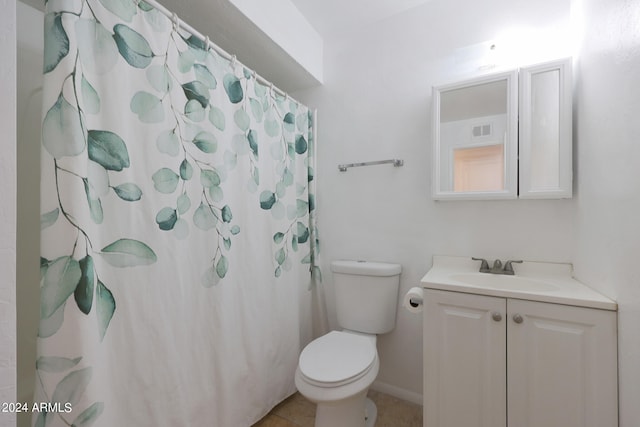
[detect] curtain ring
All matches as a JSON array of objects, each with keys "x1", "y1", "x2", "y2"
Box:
[
  {"x1": 231, "y1": 55, "x2": 237, "y2": 67},
  {"x1": 269, "y1": 82, "x2": 274, "y2": 96},
  {"x1": 204, "y1": 36, "x2": 210, "y2": 51},
  {"x1": 171, "y1": 13, "x2": 179, "y2": 32},
  {"x1": 252, "y1": 70, "x2": 257, "y2": 81}
]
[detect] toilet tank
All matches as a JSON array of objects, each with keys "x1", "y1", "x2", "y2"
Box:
[{"x1": 331, "y1": 260, "x2": 402, "y2": 335}]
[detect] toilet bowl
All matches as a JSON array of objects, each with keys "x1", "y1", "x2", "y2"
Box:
[
  {"x1": 295, "y1": 260, "x2": 402, "y2": 427},
  {"x1": 294, "y1": 331, "x2": 379, "y2": 427}
]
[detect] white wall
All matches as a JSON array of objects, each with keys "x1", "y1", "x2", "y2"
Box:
[
  {"x1": 294, "y1": 0, "x2": 575, "y2": 401},
  {"x1": 572, "y1": 0, "x2": 640, "y2": 425},
  {"x1": 0, "y1": 0, "x2": 17, "y2": 425}
]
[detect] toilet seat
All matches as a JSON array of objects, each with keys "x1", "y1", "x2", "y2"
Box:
[{"x1": 299, "y1": 331, "x2": 376, "y2": 388}]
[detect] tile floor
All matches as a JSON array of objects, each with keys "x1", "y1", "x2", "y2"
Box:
[{"x1": 252, "y1": 390, "x2": 422, "y2": 427}]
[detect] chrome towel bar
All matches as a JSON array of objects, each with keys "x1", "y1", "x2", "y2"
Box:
[{"x1": 338, "y1": 159, "x2": 404, "y2": 172}]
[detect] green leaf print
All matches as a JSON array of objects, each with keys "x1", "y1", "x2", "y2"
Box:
[
  {"x1": 51, "y1": 367, "x2": 92, "y2": 406},
  {"x1": 216, "y1": 255, "x2": 229, "y2": 278},
  {"x1": 177, "y1": 192, "x2": 191, "y2": 214},
  {"x1": 260, "y1": 191, "x2": 277, "y2": 210},
  {"x1": 194, "y1": 64, "x2": 217, "y2": 89},
  {"x1": 75, "y1": 19, "x2": 118, "y2": 75},
  {"x1": 41, "y1": 256, "x2": 81, "y2": 319},
  {"x1": 180, "y1": 159, "x2": 193, "y2": 180},
  {"x1": 152, "y1": 168, "x2": 179, "y2": 194},
  {"x1": 44, "y1": 13, "x2": 69, "y2": 73},
  {"x1": 100, "y1": 239, "x2": 158, "y2": 267},
  {"x1": 234, "y1": 109, "x2": 250, "y2": 131},
  {"x1": 200, "y1": 169, "x2": 221, "y2": 188},
  {"x1": 193, "y1": 131, "x2": 217, "y2": 153},
  {"x1": 295, "y1": 135, "x2": 308, "y2": 154},
  {"x1": 138, "y1": 1, "x2": 154, "y2": 11},
  {"x1": 34, "y1": 412, "x2": 46, "y2": 427},
  {"x1": 209, "y1": 106, "x2": 226, "y2": 131},
  {"x1": 83, "y1": 180, "x2": 104, "y2": 224},
  {"x1": 156, "y1": 207, "x2": 178, "y2": 230},
  {"x1": 297, "y1": 222, "x2": 310, "y2": 244},
  {"x1": 185, "y1": 99, "x2": 205, "y2": 122},
  {"x1": 72, "y1": 402, "x2": 104, "y2": 427},
  {"x1": 182, "y1": 81, "x2": 210, "y2": 108},
  {"x1": 81, "y1": 76, "x2": 100, "y2": 114},
  {"x1": 40, "y1": 208, "x2": 59, "y2": 230},
  {"x1": 247, "y1": 130, "x2": 259, "y2": 158},
  {"x1": 146, "y1": 65, "x2": 170, "y2": 92},
  {"x1": 183, "y1": 34, "x2": 208, "y2": 50},
  {"x1": 283, "y1": 112, "x2": 295, "y2": 132},
  {"x1": 130, "y1": 91, "x2": 164, "y2": 123},
  {"x1": 193, "y1": 202, "x2": 217, "y2": 230},
  {"x1": 74, "y1": 255, "x2": 95, "y2": 315},
  {"x1": 96, "y1": 281, "x2": 115, "y2": 341},
  {"x1": 98, "y1": 0, "x2": 137, "y2": 22},
  {"x1": 36, "y1": 356, "x2": 82, "y2": 373},
  {"x1": 39, "y1": 301, "x2": 66, "y2": 338},
  {"x1": 223, "y1": 74, "x2": 243, "y2": 104},
  {"x1": 156, "y1": 130, "x2": 180, "y2": 157},
  {"x1": 249, "y1": 98, "x2": 264, "y2": 122},
  {"x1": 87, "y1": 130, "x2": 130, "y2": 171},
  {"x1": 113, "y1": 183, "x2": 143, "y2": 201},
  {"x1": 42, "y1": 95, "x2": 86, "y2": 159},
  {"x1": 221, "y1": 205, "x2": 233, "y2": 223},
  {"x1": 113, "y1": 24, "x2": 154, "y2": 68}
]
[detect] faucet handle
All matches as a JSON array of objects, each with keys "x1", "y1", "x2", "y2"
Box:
[
  {"x1": 472, "y1": 257, "x2": 490, "y2": 273},
  {"x1": 503, "y1": 260, "x2": 523, "y2": 275}
]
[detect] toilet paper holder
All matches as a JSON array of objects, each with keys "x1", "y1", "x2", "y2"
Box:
[{"x1": 409, "y1": 296, "x2": 423, "y2": 308}]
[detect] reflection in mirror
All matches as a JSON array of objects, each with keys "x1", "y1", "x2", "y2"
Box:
[
  {"x1": 453, "y1": 144, "x2": 504, "y2": 192},
  {"x1": 439, "y1": 80, "x2": 508, "y2": 193}
]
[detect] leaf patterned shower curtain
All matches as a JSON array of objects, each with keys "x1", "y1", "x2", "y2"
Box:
[{"x1": 37, "y1": 1, "x2": 319, "y2": 425}]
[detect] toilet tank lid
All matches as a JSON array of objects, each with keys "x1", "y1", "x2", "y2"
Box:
[{"x1": 331, "y1": 260, "x2": 401, "y2": 277}]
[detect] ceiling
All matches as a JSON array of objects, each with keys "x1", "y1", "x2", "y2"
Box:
[
  {"x1": 290, "y1": 0, "x2": 433, "y2": 41},
  {"x1": 19, "y1": 0, "x2": 434, "y2": 93}
]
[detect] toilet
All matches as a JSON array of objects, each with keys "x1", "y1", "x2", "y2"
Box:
[{"x1": 295, "y1": 260, "x2": 401, "y2": 427}]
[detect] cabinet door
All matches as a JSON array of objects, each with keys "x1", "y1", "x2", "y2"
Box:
[
  {"x1": 518, "y1": 58, "x2": 573, "y2": 199},
  {"x1": 424, "y1": 290, "x2": 506, "y2": 427},
  {"x1": 507, "y1": 299, "x2": 618, "y2": 427}
]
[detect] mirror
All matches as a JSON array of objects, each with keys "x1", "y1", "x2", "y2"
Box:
[
  {"x1": 432, "y1": 70, "x2": 518, "y2": 200},
  {"x1": 431, "y1": 58, "x2": 572, "y2": 200}
]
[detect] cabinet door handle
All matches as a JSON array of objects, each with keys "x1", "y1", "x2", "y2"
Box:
[
  {"x1": 513, "y1": 313, "x2": 524, "y2": 324},
  {"x1": 491, "y1": 312, "x2": 502, "y2": 322}
]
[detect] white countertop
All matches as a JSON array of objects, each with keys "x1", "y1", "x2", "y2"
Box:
[{"x1": 421, "y1": 256, "x2": 617, "y2": 311}]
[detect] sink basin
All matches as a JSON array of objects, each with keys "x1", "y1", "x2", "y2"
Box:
[{"x1": 449, "y1": 273, "x2": 558, "y2": 292}]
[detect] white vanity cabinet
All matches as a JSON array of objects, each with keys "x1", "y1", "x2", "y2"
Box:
[{"x1": 424, "y1": 289, "x2": 618, "y2": 427}]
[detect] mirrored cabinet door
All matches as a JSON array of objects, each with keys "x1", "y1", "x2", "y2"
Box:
[
  {"x1": 519, "y1": 58, "x2": 573, "y2": 199},
  {"x1": 432, "y1": 71, "x2": 519, "y2": 200}
]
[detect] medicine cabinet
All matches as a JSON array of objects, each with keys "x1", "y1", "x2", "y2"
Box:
[{"x1": 432, "y1": 58, "x2": 572, "y2": 200}]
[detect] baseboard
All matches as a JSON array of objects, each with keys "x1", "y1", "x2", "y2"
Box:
[{"x1": 371, "y1": 380, "x2": 423, "y2": 406}]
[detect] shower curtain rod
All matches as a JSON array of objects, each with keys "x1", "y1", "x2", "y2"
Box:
[{"x1": 142, "y1": 0, "x2": 300, "y2": 105}]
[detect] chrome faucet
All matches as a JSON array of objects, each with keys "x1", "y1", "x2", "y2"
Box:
[
  {"x1": 502, "y1": 259, "x2": 523, "y2": 275},
  {"x1": 472, "y1": 258, "x2": 523, "y2": 275},
  {"x1": 472, "y1": 257, "x2": 490, "y2": 273},
  {"x1": 490, "y1": 259, "x2": 503, "y2": 274}
]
